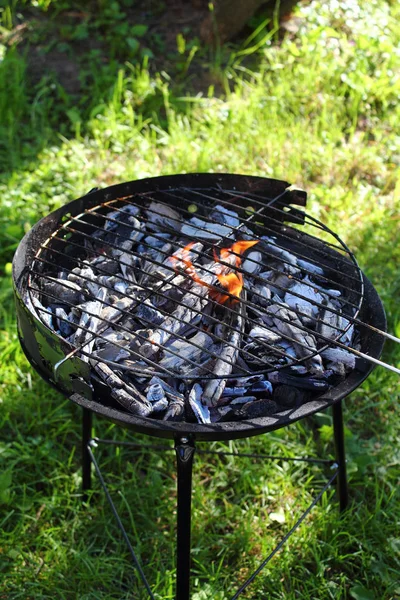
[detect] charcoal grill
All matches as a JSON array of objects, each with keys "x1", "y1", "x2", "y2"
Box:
[{"x1": 13, "y1": 173, "x2": 388, "y2": 599}]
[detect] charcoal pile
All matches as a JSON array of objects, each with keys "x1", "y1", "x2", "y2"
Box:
[{"x1": 31, "y1": 199, "x2": 360, "y2": 423}]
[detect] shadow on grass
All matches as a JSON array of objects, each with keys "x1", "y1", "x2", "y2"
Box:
[{"x1": 0, "y1": 0, "x2": 292, "y2": 178}]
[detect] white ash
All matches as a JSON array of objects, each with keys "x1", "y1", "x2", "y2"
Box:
[{"x1": 36, "y1": 199, "x2": 360, "y2": 423}]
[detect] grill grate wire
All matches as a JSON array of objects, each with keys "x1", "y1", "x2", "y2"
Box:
[{"x1": 26, "y1": 186, "x2": 400, "y2": 379}]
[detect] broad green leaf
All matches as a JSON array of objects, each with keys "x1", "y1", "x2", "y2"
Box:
[
  {"x1": 131, "y1": 24, "x2": 148, "y2": 37},
  {"x1": 127, "y1": 38, "x2": 140, "y2": 54},
  {"x1": 349, "y1": 585, "x2": 375, "y2": 600}
]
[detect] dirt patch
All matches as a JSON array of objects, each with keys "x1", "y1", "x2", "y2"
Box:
[{"x1": 3, "y1": 1, "x2": 302, "y2": 97}]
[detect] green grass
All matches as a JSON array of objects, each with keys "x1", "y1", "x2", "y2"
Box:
[{"x1": 1, "y1": 0, "x2": 400, "y2": 598}]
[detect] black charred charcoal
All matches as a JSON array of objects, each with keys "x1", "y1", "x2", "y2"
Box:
[
  {"x1": 91, "y1": 256, "x2": 120, "y2": 276},
  {"x1": 42, "y1": 278, "x2": 84, "y2": 305},
  {"x1": 273, "y1": 371, "x2": 330, "y2": 391},
  {"x1": 184, "y1": 398, "x2": 197, "y2": 423},
  {"x1": 273, "y1": 385, "x2": 306, "y2": 408},
  {"x1": 231, "y1": 398, "x2": 278, "y2": 420}
]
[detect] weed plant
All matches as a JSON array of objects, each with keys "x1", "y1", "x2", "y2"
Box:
[{"x1": 0, "y1": 0, "x2": 399, "y2": 598}]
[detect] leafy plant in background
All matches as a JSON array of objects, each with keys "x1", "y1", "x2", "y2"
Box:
[
  {"x1": 92, "y1": 2, "x2": 151, "y2": 59},
  {"x1": 174, "y1": 32, "x2": 199, "y2": 78}
]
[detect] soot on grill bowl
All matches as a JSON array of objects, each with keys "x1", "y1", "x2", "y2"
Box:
[{"x1": 26, "y1": 184, "x2": 364, "y2": 425}]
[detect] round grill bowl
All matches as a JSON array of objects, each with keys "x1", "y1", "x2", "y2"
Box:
[{"x1": 13, "y1": 174, "x2": 386, "y2": 441}]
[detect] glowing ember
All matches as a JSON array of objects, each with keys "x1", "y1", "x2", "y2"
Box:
[{"x1": 174, "y1": 239, "x2": 259, "y2": 305}]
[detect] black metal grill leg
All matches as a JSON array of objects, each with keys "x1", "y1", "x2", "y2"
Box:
[
  {"x1": 175, "y1": 436, "x2": 195, "y2": 600},
  {"x1": 82, "y1": 407, "x2": 93, "y2": 501},
  {"x1": 332, "y1": 400, "x2": 348, "y2": 512}
]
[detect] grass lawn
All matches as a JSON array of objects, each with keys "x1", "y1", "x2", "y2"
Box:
[{"x1": 0, "y1": 0, "x2": 399, "y2": 598}]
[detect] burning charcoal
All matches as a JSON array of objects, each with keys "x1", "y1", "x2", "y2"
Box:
[
  {"x1": 145, "y1": 201, "x2": 181, "y2": 232},
  {"x1": 107, "y1": 217, "x2": 144, "y2": 257},
  {"x1": 163, "y1": 399, "x2": 185, "y2": 422},
  {"x1": 151, "y1": 397, "x2": 169, "y2": 413},
  {"x1": 182, "y1": 358, "x2": 219, "y2": 379},
  {"x1": 149, "y1": 376, "x2": 185, "y2": 404},
  {"x1": 160, "y1": 242, "x2": 204, "y2": 274},
  {"x1": 144, "y1": 233, "x2": 172, "y2": 249},
  {"x1": 98, "y1": 296, "x2": 137, "y2": 328},
  {"x1": 303, "y1": 276, "x2": 341, "y2": 299},
  {"x1": 242, "y1": 340, "x2": 281, "y2": 368},
  {"x1": 318, "y1": 302, "x2": 354, "y2": 346},
  {"x1": 232, "y1": 374, "x2": 265, "y2": 387},
  {"x1": 202, "y1": 307, "x2": 244, "y2": 407},
  {"x1": 160, "y1": 241, "x2": 173, "y2": 256},
  {"x1": 100, "y1": 328, "x2": 131, "y2": 345},
  {"x1": 285, "y1": 281, "x2": 323, "y2": 319},
  {"x1": 251, "y1": 282, "x2": 271, "y2": 306},
  {"x1": 105, "y1": 204, "x2": 140, "y2": 229},
  {"x1": 149, "y1": 243, "x2": 203, "y2": 288},
  {"x1": 146, "y1": 382, "x2": 166, "y2": 403},
  {"x1": 31, "y1": 188, "x2": 366, "y2": 428},
  {"x1": 114, "y1": 281, "x2": 130, "y2": 295},
  {"x1": 139, "y1": 281, "x2": 211, "y2": 358},
  {"x1": 119, "y1": 251, "x2": 140, "y2": 283},
  {"x1": 282, "y1": 365, "x2": 308, "y2": 375},
  {"x1": 321, "y1": 347, "x2": 356, "y2": 376},
  {"x1": 273, "y1": 385, "x2": 305, "y2": 408},
  {"x1": 28, "y1": 294, "x2": 53, "y2": 328},
  {"x1": 267, "y1": 303, "x2": 324, "y2": 375},
  {"x1": 57, "y1": 270, "x2": 68, "y2": 280},
  {"x1": 291, "y1": 304, "x2": 315, "y2": 328},
  {"x1": 104, "y1": 206, "x2": 141, "y2": 234},
  {"x1": 230, "y1": 399, "x2": 278, "y2": 420},
  {"x1": 237, "y1": 225, "x2": 257, "y2": 241},
  {"x1": 341, "y1": 323, "x2": 355, "y2": 347},
  {"x1": 93, "y1": 362, "x2": 152, "y2": 416},
  {"x1": 260, "y1": 237, "x2": 300, "y2": 276},
  {"x1": 159, "y1": 331, "x2": 217, "y2": 373},
  {"x1": 43, "y1": 277, "x2": 84, "y2": 304},
  {"x1": 151, "y1": 274, "x2": 188, "y2": 309},
  {"x1": 248, "y1": 380, "x2": 273, "y2": 394},
  {"x1": 135, "y1": 300, "x2": 165, "y2": 327},
  {"x1": 242, "y1": 251, "x2": 262, "y2": 275},
  {"x1": 74, "y1": 290, "x2": 107, "y2": 355},
  {"x1": 210, "y1": 406, "x2": 232, "y2": 422},
  {"x1": 221, "y1": 386, "x2": 248, "y2": 397},
  {"x1": 94, "y1": 345, "x2": 131, "y2": 363},
  {"x1": 91, "y1": 255, "x2": 120, "y2": 276},
  {"x1": 55, "y1": 307, "x2": 74, "y2": 337},
  {"x1": 140, "y1": 250, "x2": 172, "y2": 285},
  {"x1": 68, "y1": 266, "x2": 99, "y2": 296},
  {"x1": 248, "y1": 325, "x2": 281, "y2": 344},
  {"x1": 188, "y1": 383, "x2": 211, "y2": 424},
  {"x1": 114, "y1": 359, "x2": 157, "y2": 377},
  {"x1": 129, "y1": 329, "x2": 153, "y2": 356},
  {"x1": 230, "y1": 395, "x2": 257, "y2": 405},
  {"x1": 257, "y1": 271, "x2": 292, "y2": 298},
  {"x1": 210, "y1": 204, "x2": 240, "y2": 229},
  {"x1": 111, "y1": 387, "x2": 152, "y2": 416},
  {"x1": 297, "y1": 258, "x2": 324, "y2": 277},
  {"x1": 181, "y1": 217, "x2": 234, "y2": 241},
  {"x1": 277, "y1": 339, "x2": 297, "y2": 360}
]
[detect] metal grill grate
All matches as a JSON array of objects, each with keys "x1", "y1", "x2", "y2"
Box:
[{"x1": 27, "y1": 186, "x2": 365, "y2": 384}]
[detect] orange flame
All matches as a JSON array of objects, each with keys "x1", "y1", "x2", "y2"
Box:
[
  {"x1": 213, "y1": 240, "x2": 259, "y2": 304},
  {"x1": 173, "y1": 239, "x2": 259, "y2": 305}
]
